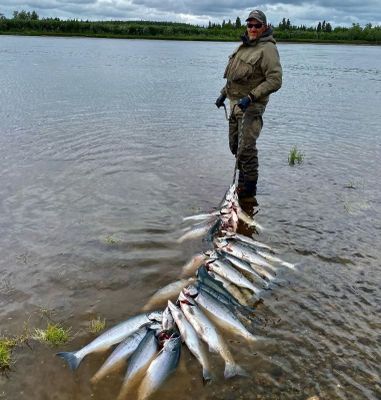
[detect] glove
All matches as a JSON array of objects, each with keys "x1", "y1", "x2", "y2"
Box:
[
  {"x1": 237, "y1": 94, "x2": 255, "y2": 112},
  {"x1": 215, "y1": 94, "x2": 226, "y2": 108}
]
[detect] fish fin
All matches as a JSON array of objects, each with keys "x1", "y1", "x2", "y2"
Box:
[
  {"x1": 208, "y1": 346, "x2": 218, "y2": 353},
  {"x1": 202, "y1": 368, "x2": 212, "y2": 383},
  {"x1": 224, "y1": 362, "x2": 249, "y2": 379},
  {"x1": 56, "y1": 351, "x2": 82, "y2": 371}
]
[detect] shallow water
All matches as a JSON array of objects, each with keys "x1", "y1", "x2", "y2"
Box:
[{"x1": 0, "y1": 36, "x2": 380, "y2": 400}]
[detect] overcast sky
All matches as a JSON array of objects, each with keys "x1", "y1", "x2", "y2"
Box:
[{"x1": 0, "y1": 0, "x2": 380, "y2": 27}]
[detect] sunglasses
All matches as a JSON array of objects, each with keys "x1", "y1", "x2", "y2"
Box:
[{"x1": 247, "y1": 22, "x2": 263, "y2": 29}]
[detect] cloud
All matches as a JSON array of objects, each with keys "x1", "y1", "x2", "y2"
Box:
[{"x1": 0, "y1": 0, "x2": 380, "y2": 26}]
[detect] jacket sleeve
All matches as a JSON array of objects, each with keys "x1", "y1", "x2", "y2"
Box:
[{"x1": 250, "y1": 43, "x2": 282, "y2": 100}]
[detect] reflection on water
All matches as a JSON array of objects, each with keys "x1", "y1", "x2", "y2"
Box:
[{"x1": 0, "y1": 36, "x2": 380, "y2": 399}]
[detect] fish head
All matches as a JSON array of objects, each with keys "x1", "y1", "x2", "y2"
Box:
[
  {"x1": 213, "y1": 237, "x2": 227, "y2": 248},
  {"x1": 164, "y1": 335, "x2": 181, "y2": 351},
  {"x1": 221, "y1": 232, "x2": 234, "y2": 239},
  {"x1": 178, "y1": 290, "x2": 195, "y2": 305},
  {"x1": 162, "y1": 307, "x2": 175, "y2": 330},
  {"x1": 183, "y1": 284, "x2": 198, "y2": 298},
  {"x1": 220, "y1": 206, "x2": 232, "y2": 215},
  {"x1": 167, "y1": 300, "x2": 181, "y2": 316},
  {"x1": 147, "y1": 310, "x2": 163, "y2": 323},
  {"x1": 207, "y1": 250, "x2": 218, "y2": 262},
  {"x1": 149, "y1": 321, "x2": 162, "y2": 331}
]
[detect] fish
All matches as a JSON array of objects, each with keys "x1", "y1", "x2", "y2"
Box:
[
  {"x1": 179, "y1": 292, "x2": 247, "y2": 379},
  {"x1": 142, "y1": 279, "x2": 194, "y2": 311},
  {"x1": 197, "y1": 281, "x2": 236, "y2": 310},
  {"x1": 218, "y1": 184, "x2": 237, "y2": 209},
  {"x1": 219, "y1": 251, "x2": 269, "y2": 288},
  {"x1": 57, "y1": 311, "x2": 162, "y2": 371},
  {"x1": 117, "y1": 329, "x2": 158, "y2": 400},
  {"x1": 211, "y1": 273, "x2": 251, "y2": 307},
  {"x1": 205, "y1": 218, "x2": 222, "y2": 243},
  {"x1": 162, "y1": 306, "x2": 176, "y2": 331},
  {"x1": 91, "y1": 326, "x2": 148, "y2": 384},
  {"x1": 177, "y1": 221, "x2": 215, "y2": 243},
  {"x1": 181, "y1": 253, "x2": 207, "y2": 276},
  {"x1": 196, "y1": 266, "x2": 243, "y2": 308},
  {"x1": 223, "y1": 232, "x2": 277, "y2": 253},
  {"x1": 236, "y1": 207, "x2": 264, "y2": 231},
  {"x1": 167, "y1": 301, "x2": 211, "y2": 382},
  {"x1": 215, "y1": 238, "x2": 276, "y2": 272},
  {"x1": 255, "y1": 249, "x2": 296, "y2": 270},
  {"x1": 137, "y1": 335, "x2": 181, "y2": 400},
  {"x1": 182, "y1": 211, "x2": 219, "y2": 222},
  {"x1": 197, "y1": 282, "x2": 255, "y2": 322},
  {"x1": 184, "y1": 285, "x2": 258, "y2": 342},
  {"x1": 206, "y1": 257, "x2": 262, "y2": 296}
]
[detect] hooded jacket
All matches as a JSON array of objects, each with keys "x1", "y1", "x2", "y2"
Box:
[{"x1": 221, "y1": 29, "x2": 282, "y2": 107}]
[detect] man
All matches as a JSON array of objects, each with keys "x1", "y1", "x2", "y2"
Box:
[{"x1": 216, "y1": 10, "x2": 282, "y2": 203}]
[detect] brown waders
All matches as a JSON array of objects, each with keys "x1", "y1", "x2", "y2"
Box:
[{"x1": 229, "y1": 101, "x2": 264, "y2": 199}]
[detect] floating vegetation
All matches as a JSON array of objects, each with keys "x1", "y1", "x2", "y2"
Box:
[
  {"x1": 288, "y1": 145, "x2": 304, "y2": 165},
  {"x1": 37, "y1": 305, "x2": 56, "y2": 320},
  {"x1": 344, "y1": 180, "x2": 356, "y2": 189},
  {"x1": 103, "y1": 235, "x2": 121, "y2": 246},
  {"x1": 33, "y1": 323, "x2": 70, "y2": 346},
  {"x1": 89, "y1": 317, "x2": 106, "y2": 334}
]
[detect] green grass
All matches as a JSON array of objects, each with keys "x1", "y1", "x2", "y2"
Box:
[
  {"x1": 88, "y1": 317, "x2": 106, "y2": 334},
  {"x1": 0, "y1": 334, "x2": 28, "y2": 371},
  {"x1": 0, "y1": 340, "x2": 12, "y2": 371},
  {"x1": 33, "y1": 323, "x2": 70, "y2": 346},
  {"x1": 288, "y1": 145, "x2": 304, "y2": 165}
]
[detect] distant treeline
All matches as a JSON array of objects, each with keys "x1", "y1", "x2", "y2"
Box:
[{"x1": 0, "y1": 10, "x2": 380, "y2": 44}]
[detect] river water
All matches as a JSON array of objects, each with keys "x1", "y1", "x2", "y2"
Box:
[{"x1": 0, "y1": 36, "x2": 380, "y2": 400}]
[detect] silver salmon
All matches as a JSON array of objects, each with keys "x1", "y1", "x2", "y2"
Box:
[
  {"x1": 167, "y1": 300, "x2": 211, "y2": 381},
  {"x1": 57, "y1": 311, "x2": 162, "y2": 371},
  {"x1": 137, "y1": 335, "x2": 181, "y2": 400}
]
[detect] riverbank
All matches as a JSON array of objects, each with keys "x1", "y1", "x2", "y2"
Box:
[{"x1": 1, "y1": 31, "x2": 380, "y2": 45}]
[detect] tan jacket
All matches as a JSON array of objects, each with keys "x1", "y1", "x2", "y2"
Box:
[{"x1": 222, "y1": 33, "x2": 282, "y2": 107}]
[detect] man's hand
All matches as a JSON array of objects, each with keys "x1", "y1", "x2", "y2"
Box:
[
  {"x1": 237, "y1": 94, "x2": 255, "y2": 112},
  {"x1": 215, "y1": 94, "x2": 226, "y2": 108}
]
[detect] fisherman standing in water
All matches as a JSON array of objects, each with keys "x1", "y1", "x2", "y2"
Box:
[{"x1": 216, "y1": 10, "x2": 282, "y2": 204}]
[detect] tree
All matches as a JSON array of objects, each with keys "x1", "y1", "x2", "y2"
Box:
[
  {"x1": 235, "y1": 16, "x2": 241, "y2": 28},
  {"x1": 325, "y1": 22, "x2": 332, "y2": 32},
  {"x1": 322, "y1": 20, "x2": 326, "y2": 31},
  {"x1": 31, "y1": 10, "x2": 39, "y2": 20},
  {"x1": 286, "y1": 18, "x2": 291, "y2": 29},
  {"x1": 317, "y1": 21, "x2": 322, "y2": 32}
]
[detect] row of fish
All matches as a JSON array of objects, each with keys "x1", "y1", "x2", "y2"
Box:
[{"x1": 57, "y1": 184, "x2": 295, "y2": 399}]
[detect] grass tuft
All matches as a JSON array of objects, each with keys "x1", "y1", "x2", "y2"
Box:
[
  {"x1": 0, "y1": 340, "x2": 12, "y2": 371},
  {"x1": 288, "y1": 145, "x2": 304, "y2": 165},
  {"x1": 33, "y1": 323, "x2": 70, "y2": 346},
  {"x1": 88, "y1": 317, "x2": 106, "y2": 334},
  {"x1": 0, "y1": 334, "x2": 28, "y2": 371}
]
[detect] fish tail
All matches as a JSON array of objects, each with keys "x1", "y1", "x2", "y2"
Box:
[
  {"x1": 56, "y1": 351, "x2": 83, "y2": 371},
  {"x1": 282, "y1": 261, "x2": 296, "y2": 270},
  {"x1": 224, "y1": 362, "x2": 248, "y2": 379}
]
